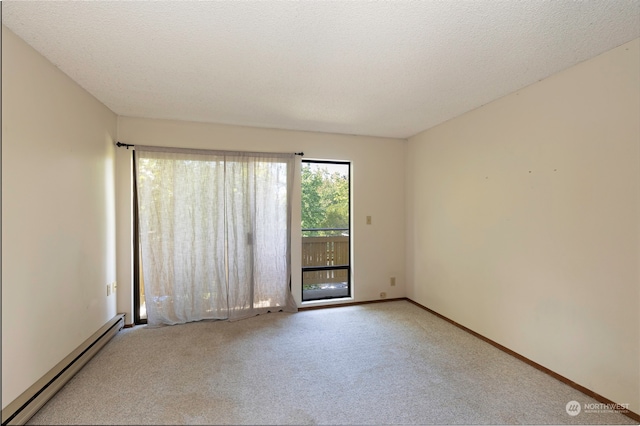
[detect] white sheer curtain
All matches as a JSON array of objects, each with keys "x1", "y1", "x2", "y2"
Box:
[{"x1": 135, "y1": 146, "x2": 298, "y2": 326}]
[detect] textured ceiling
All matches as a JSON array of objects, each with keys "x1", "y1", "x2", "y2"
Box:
[{"x1": 2, "y1": 1, "x2": 639, "y2": 139}]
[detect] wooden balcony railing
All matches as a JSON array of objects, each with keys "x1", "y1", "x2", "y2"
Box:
[{"x1": 302, "y1": 234, "x2": 349, "y2": 285}]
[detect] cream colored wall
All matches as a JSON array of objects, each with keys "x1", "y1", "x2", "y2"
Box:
[
  {"x1": 1, "y1": 26, "x2": 118, "y2": 409},
  {"x1": 406, "y1": 39, "x2": 640, "y2": 412},
  {"x1": 116, "y1": 117, "x2": 406, "y2": 322}
]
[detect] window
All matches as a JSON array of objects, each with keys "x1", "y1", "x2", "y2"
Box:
[{"x1": 301, "y1": 160, "x2": 351, "y2": 302}]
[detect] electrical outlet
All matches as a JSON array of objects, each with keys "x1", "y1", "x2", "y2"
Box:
[
  {"x1": 380, "y1": 292, "x2": 387, "y2": 298},
  {"x1": 390, "y1": 277, "x2": 396, "y2": 287}
]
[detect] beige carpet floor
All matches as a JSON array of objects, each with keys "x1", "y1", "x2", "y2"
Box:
[{"x1": 27, "y1": 300, "x2": 637, "y2": 425}]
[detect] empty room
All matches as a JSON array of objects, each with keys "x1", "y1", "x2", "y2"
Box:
[{"x1": 1, "y1": 1, "x2": 639, "y2": 425}]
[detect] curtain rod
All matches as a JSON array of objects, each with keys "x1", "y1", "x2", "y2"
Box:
[{"x1": 116, "y1": 142, "x2": 303, "y2": 156}]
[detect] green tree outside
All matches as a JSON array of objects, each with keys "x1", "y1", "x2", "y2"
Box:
[{"x1": 301, "y1": 163, "x2": 349, "y2": 235}]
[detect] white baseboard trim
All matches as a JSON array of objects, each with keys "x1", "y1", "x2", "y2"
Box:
[{"x1": 1, "y1": 314, "x2": 125, "y2": 425}]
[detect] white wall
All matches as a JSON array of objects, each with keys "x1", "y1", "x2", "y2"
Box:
[
  {"x1": 1, "y1": 26, "x2": 118, "y2": 409},
  {"x1": 116, "y1": 117, "x2": 406, "y2": 322},
  {"x1": 406, "y1": 39, "x2": 640, "y2": 412}
]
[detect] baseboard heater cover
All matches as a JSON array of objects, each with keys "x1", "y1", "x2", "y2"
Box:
[{"x1": 1, "y1": 314, "x2": 125, "y2": 426}]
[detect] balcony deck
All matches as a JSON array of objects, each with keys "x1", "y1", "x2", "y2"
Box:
[
  {"x1": 302, "y1": 233, "x2": 349, "y2": 301},
  {"x1": 302, "y1": 281, "x2": 349, "y2": 301}
]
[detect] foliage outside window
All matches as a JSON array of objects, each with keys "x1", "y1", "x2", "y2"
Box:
[{"x1": 301, "y1": 163, "x2": 349, "y2": 236}]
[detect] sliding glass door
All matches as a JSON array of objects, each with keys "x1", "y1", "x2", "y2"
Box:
[{"x1": 133, "y1": 148, "x2": 297, "y2": 325}]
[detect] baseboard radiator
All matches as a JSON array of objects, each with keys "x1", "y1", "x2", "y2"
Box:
[{"x1": 1, "y1": 314, "x2": 125, "y2": 426}]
